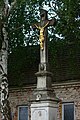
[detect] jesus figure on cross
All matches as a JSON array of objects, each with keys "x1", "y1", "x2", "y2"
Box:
[
  {"x1": 34, "y1": 21, "x2": 49, "y2": 50},
  {"x1": 33, "y1": 9, "x2": 56, "y2": 65}
]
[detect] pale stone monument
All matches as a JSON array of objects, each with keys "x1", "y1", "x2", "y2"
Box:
[{"x1": 30, "y1": 9, "x2": 59, "y2": 120}]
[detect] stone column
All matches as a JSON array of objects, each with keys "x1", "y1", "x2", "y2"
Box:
[{"x1": 30, "y1": 9, "x2": 59, "y2": 120}]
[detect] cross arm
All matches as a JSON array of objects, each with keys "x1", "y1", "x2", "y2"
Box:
[
  {"x1": 47, "y1": 18, "x2": 56, "y2": 27},
  {"x1": 32, "y1": 23, "x2": 40, "y2": 30}
]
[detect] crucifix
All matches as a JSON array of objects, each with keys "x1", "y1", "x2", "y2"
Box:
[
  {"x1": 33, "y1": 9, "x2": 56, "y2": 72},
  {"x1": 32, "y1": 9, "x2": 56, "y2": 89},
  {"x1": 31, "y1": 10, "x2": 59, "y2": 120}
]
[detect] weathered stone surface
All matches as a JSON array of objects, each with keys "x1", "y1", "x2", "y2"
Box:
[
  {"x1": 31, "y1": 101, "x2": 58, "y2": 120},
  {"x1": 3, "y1": 81, "x2": 80, "y2": 120},
  {"x1": 30, "y1": 9, "x2": 59, "y2": 120}
]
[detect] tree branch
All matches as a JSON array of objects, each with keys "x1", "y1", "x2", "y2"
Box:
[
  {"x1": 3, "y1": 0, "x2": 16, "y2": 17},
  {"x1": 10, "y1": 0, "x2": 16, "y2": 11}
]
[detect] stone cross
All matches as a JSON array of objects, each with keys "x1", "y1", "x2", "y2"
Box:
[
  {"x1": 31, "y1": 10, "x2": 59, "y2": 120},
  {"x1": 33, "y1": 9, "x2": 56, "y2": 72},
  {"x1": 32, "y1": 9, "x2": 56, "y2": 89}
]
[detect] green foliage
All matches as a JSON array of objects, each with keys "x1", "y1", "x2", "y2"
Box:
[
  {"x1": 8, "y1": 41, "x2": 80, "y2": 86},
  {"x1": 8, "y1": 0, "x2": 40, "y2": 51},
  {"x1": 0, "y1": 0, "x2": 4, "y2": 8},
  {"x1": 7, "y1": 0, "x2": 80, "y2": 52},
  {"x1": 56, "y1": 0, "x2": 80, "y2": 42},
  {"x1": 0, "y1": 0, "x2": 4, "y2": 17},
  {"x1": 6, "y1": 0, "x2": 80, "y2": 85},
  {"x1": 8, "y1": 45, "x2": 39, "y2": 86},
  {"x1": 48, "y1": 41, "x2": 80, "y2": 82}
]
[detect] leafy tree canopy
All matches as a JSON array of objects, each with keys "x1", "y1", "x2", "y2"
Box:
[
  {"x1": 7, "y1": 0, "x2": 80, "y2": 52},
  {"x1": 0, "y1": 0, "x2": 79, "y2": 86}
]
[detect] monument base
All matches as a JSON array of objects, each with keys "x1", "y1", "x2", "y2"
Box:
[
  {"x1": 31, "y1": 100, "x2": 58, "y2": 120},
  {"x1": 30, "y1": 70, "x2": 59, "y2": 120}
]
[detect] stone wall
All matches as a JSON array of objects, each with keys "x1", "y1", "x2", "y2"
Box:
[
  {"x1": 0, "y1": 81, "x2": 80, "y2": 120},
  {"x1": 9, "y1": 86, "x2": 33, "y2": 120},
  {"x1": 53, "y1": 81, "x2": 80, "y2": 120}
]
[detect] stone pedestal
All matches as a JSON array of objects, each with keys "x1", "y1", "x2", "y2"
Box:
[
  {"x1": 31, "y1": 101, "x2": 58, "y2": 120},
  {"x1": 30, "y1": 71, "x2": 59, "y2": 120},
  {"x1": 30, "y1": 9, "x2": 59, "y2": 120}
]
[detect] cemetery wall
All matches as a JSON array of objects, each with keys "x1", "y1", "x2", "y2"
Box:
[
  {"x1": 0, "y1": 81, "x2": 80, "y2": 120},
  {"x1": 53, "y1": 81, "x2": 80, "y2": 120}
]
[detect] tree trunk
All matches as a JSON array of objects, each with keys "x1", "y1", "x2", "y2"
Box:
[
  {"x1": 0, "y1": 22, "x2": 11, "y2": 120},
  {"x1": 0, "y1": 0, "x2": 16, "y2": 119}
]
